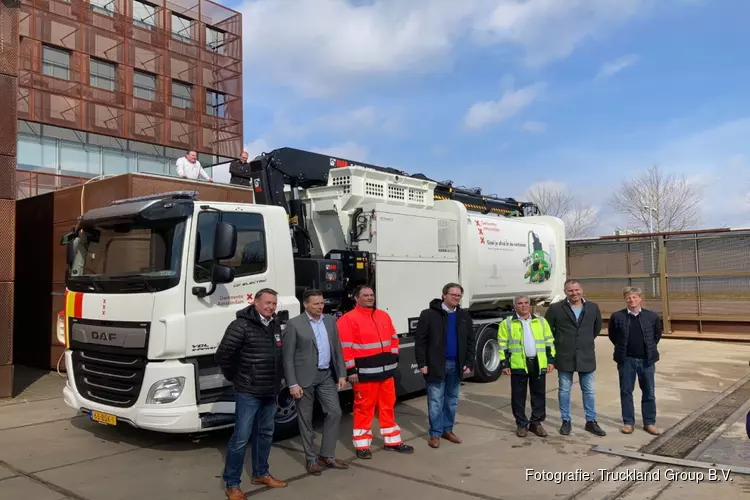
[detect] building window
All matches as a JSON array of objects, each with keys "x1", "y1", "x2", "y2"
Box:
[
  {"x1": 172, "y1": 81, "x2": 191, "y2": 109},
  {"x1": 90, "y1": 58, "x2": 116, "y2": 91},
  {"x1": 42, "y1": 45, "x2": 71, "y2": 80},
  {"x1": 133, "y1": 1, "x2": 157, "y2": 30},
  {"x1": 206, "y1": 27, "x2": 225, "y2": 54},
  {"x1": 89, "y1": 0, "x2": 115, "y2": 16},
  {"x1": 206, "y1": 90, "x2": 226, "y2": 117},
  {"x1": 171, "y1": 13, "x2": 192, "y2": 42},
  {"x1": 133, "y1": 71, "x2": 156, "y2": 100}
]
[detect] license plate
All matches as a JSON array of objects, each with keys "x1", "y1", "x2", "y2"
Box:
[{"x1": 90, "y1": 410, "x2": 117, "y2": 426}]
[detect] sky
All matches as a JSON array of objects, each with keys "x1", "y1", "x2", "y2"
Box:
[{"x1": 211, "y1": 0, "x2": 750, "y2": 236}]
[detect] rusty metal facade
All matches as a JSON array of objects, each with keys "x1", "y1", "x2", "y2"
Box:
[
  {"x1": 567, "y1": 229, "x2": 750, "y2": 338},
  {"x1": 17, "y1": 0, "x2": 243, "y2": 159},
  {"x1": 0, "y1": 0, "x2": 18, "y2": 396}
]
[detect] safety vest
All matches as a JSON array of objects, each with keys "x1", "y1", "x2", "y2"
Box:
[
  {"x1": 337, "y1": 305, "x2": 400, "y2": 382},
  {"x1": 498, "y1": 314, "x2": 556, "y2": 375}
]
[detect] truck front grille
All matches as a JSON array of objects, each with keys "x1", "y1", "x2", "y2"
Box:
[{"x1": 71, "y1": 350, "x2": 146, "y2": 408}]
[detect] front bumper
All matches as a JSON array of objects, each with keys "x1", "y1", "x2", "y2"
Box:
[{"x1": 62, "y1": 350, "x2": 203, "y2": 434}]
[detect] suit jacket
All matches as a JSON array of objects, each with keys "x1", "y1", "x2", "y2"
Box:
[
  {"x1": 282, "y1": 312, "x2": 346, "y2": 388},
  {"x1": 545, "y1": 299, "x2": 602, "y2": 373}
]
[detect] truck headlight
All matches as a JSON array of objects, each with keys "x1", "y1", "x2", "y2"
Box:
[{"x1": 146, "y1": 377, "x2": 185, "y2": 404}]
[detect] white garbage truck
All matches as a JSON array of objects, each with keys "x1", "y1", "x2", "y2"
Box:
[{"x1": 58, "y1": 147, "x2": 566, "y2": 437}]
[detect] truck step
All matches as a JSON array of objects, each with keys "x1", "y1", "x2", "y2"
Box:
[{"x1": 200, "y1": 413, "x2": 236, "y2": 429}]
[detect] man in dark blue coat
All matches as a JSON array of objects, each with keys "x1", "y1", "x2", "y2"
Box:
[{"x1": 608, "y1": 286, "x2": 663, "y2": 436}]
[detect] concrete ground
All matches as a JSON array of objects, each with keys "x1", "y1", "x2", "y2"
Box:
[{"x1": 2, "y1": 337, "x2": 750, "y2": 500}]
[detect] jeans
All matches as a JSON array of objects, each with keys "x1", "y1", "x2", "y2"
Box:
[
  {"x1": 426, "y1": 359, "x2": 461, "y2": 438},
  {"x1": 617, "y1": 357, "x2": 656, "y2": 426},
  {"x1": 558, "y1": 371, "x2": 596, "y2": 422},
  {"x1": 222, "y1": 392, "x2": 276, "y2": 489}
]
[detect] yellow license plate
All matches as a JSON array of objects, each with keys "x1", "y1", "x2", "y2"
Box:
[{"x1": 91, "y1": 410, "x2": 117, "y2": 426}]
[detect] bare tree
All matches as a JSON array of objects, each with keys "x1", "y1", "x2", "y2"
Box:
[
  {"x1": 609, "y1": 164, "x2": 701, "y2": 233},
  {"x1": 526, "y1": 183, "x2": 599, "y2": 238}
]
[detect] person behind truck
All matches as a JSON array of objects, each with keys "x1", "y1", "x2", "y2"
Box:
[
  {"x1": 545, "y1": 279, "x2": 606, "y2": 437},
  {"x1": 337, "y1": 285, "x2": 415, "y2": 459},
  {"x1": 498, "y1": 294, "x2": 556, "y2": 438},
  {"x1": 608, "y1": 286, "x2": 663, "y2": 436},
  {"x1": 283, "y1": 289, "x2": 349, "y2": 476},
  {"x1": 414, "y1": 282, "x2": 476, "y2": 449},
  {"x1": 175, "y1": 150, "x2": 213, "y2": 182},
  {"x1": 215, "y1": 288, "x2": 287, "y2": 499},
  {"x1": 229, "y1": 151, "x2": 252, "y2": 186}
]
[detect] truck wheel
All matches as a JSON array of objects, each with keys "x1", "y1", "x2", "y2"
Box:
[
  {"x1": 273, "y1": 381, "x2": 300, "y2": 441},
  {"x1": 470, "y1": 326, "x2": 502, "y2": 383}
]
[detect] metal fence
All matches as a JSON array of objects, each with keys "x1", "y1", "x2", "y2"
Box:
[{"x1": 567, "y1": 229, "x2": 750, "y2": 338}]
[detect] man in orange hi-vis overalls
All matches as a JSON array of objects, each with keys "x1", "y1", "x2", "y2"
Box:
[{"x1": 337, "y1": 285, "x2": 415, "y2": 459}]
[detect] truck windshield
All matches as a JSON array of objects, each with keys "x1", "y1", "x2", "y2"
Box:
[{"x1": 67, "y1": 219, "x2": 186, "y2": 294}]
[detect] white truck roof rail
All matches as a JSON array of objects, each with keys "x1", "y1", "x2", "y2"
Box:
[{"x1": 320, "y1": 166, "x2": 438, "y2": 210}]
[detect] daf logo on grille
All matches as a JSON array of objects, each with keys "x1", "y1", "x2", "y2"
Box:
[{"x1": 91, "y1": 331, "x2": 117, "y2": 342}]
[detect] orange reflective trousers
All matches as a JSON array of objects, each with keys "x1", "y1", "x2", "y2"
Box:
[{"x1": 352, "y1": 377, "x2": 403, "y2": 450}]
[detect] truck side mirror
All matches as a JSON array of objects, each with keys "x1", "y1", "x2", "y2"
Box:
[
  {"x1": 66, "y1": 240, "x2": 76, "y2": 267},
  {"x1": 211, "y1": 264, "x2": 235, "y2": 285},
  {"x1": 213, "y1": 222, "x2": 237, "y2": 261}
]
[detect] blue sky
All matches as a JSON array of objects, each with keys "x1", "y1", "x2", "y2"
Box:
[{"x1": 212, "y1": 0, "x2": 750, "y2": 236}]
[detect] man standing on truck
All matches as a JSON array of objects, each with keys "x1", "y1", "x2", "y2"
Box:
[
  {"x1": 229, "y1": 151, "x2": 252, "y2": 186},
  {"x1": 608, "y1": 286, "x2": 663, "y2": 436},
  {"x1": 337, "y1": 285, "x2": 415, "y2": 459},
  {"x1": 176, "y1": 150, "x2": 213, "y2": 182},
  {"x1": 216, "y1": 288, "x2": 288, "y2": 500},
  {"x1": 415, "y1": 283, "x2": 476, "y2": 449},
  {"x1": 283, "y1": 289, "x2": 349, "y2": 476},
  {"x1": 498, "y1": 295, "x2": 556, "y2": 438},
  {"x1": 545, "y1": 279, "x2": 606, "y2": 437}
]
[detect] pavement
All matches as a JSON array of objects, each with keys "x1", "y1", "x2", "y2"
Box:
[{"x1": 2, "y1": 337, "x2": 750, "y2": 500}]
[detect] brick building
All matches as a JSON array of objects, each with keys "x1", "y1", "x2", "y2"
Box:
[{"x1": 0, "y1": 0, "x2": 243, "y2": 396}]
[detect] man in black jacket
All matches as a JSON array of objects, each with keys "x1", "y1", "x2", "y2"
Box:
[
  {"x1": 545, "y1": 279, "x2": 606, "y2": 437},
  {"x1": 216, "y1": 288, "x2": 287, "y2": 500},
  {"x1": 608, "y1": 286, "x2": 663, "y2": 436},
  {"x1": 415, "y1": 283, "x2": 476, "y2": 449},
  {"x1": 229, "y1": 151, "x2": 251, "y2": 186}
]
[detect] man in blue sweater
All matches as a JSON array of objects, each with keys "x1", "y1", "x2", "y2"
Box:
[{"x1": 415, "y1": 283, "x2": 476, "y2": 448}]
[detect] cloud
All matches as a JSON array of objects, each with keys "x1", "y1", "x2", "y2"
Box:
[
  {"x1": 522, "y1": 121, "x2": 546, "y2": 133},
  {"x1": 596, "y1": 54, "x2": 640, "y2": 79},
  {"x1": 239, "y1": 0, "x2": 655, "y2": 96},
  {"x1": 464, "y1": 83, "x2": 544, "y2": 130},
  {"x1": 274, "y1": 106, "x2": 405, "y2": 139}
]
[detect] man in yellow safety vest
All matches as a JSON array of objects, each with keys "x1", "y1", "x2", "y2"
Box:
[{"x1": 498, "y1": 295, "x2": 556, "y2": 438}]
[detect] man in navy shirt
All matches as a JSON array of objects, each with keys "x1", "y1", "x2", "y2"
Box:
[{"x1": 415, "y1": 283, "x2": 476, "y2": 448}]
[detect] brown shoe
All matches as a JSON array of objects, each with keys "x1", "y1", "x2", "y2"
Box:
[
  {"x1": 306, "y1": 461, "x2": 323, "y2": 475},
  {"x1": 621, "y1": 425, "x2": 634, "y2": 434},
  {"x1": 644, "y1": 425, "x2": 662, "y2": 435},
  {"x1": 225, "y1": 487, "x2": 247, "y2": 500},
  {"x1": 529, "y1": 423, "x2": 548, "y2": 437},
  {"x1": 516, "y1": 426, "x2": 528, "y2": 437},
  {"x1": 442, "y1": 432, "x2": 462, "y2": 444},
  {"x1": 250, "y1": 475, "x2": 287, "y2": 488},
  {"x1": 428, "y1": 436, "x2": 440, "y2": 448},
  {"x1": 318, "y1": 457, "x2": 349, "y2": 469}
]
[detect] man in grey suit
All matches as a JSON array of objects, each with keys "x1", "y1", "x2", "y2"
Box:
[{"x1": 283, "y1": 289, "x2": 349, "y2": 476}]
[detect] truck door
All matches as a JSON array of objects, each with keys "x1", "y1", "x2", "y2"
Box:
[{"x1": 184, "y1": 207, "x2": 272, "y2": 403}]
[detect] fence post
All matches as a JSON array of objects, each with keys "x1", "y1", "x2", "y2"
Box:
[{"x1": 657, "y1": 235, "x2": 671, "y2": 334}]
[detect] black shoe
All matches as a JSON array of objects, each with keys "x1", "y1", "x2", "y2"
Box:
[
  {"x1": 585, "y1": 420, "x2": 606, "y2": 436},
  {"x1": 384, "y1": 443, "x2": 414, "y2": 454},
  {"x1": 560, "y1": 420, "x2": 572, "y2": 435},
  {"x1": 356, "y1": 449, "x2": 372, "y2": 459}
]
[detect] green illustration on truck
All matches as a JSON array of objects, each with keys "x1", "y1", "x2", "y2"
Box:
[{"x1": 523, "y1": 230, "x2": 552, "y2": 283}]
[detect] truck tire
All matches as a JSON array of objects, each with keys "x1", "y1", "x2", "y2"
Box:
[
  {"x1": 273, "y1": 380, "x2": 300, "y2": 441},
  {"x1": 469, "y1": 325, "x2": 502, "y2": 383}
]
